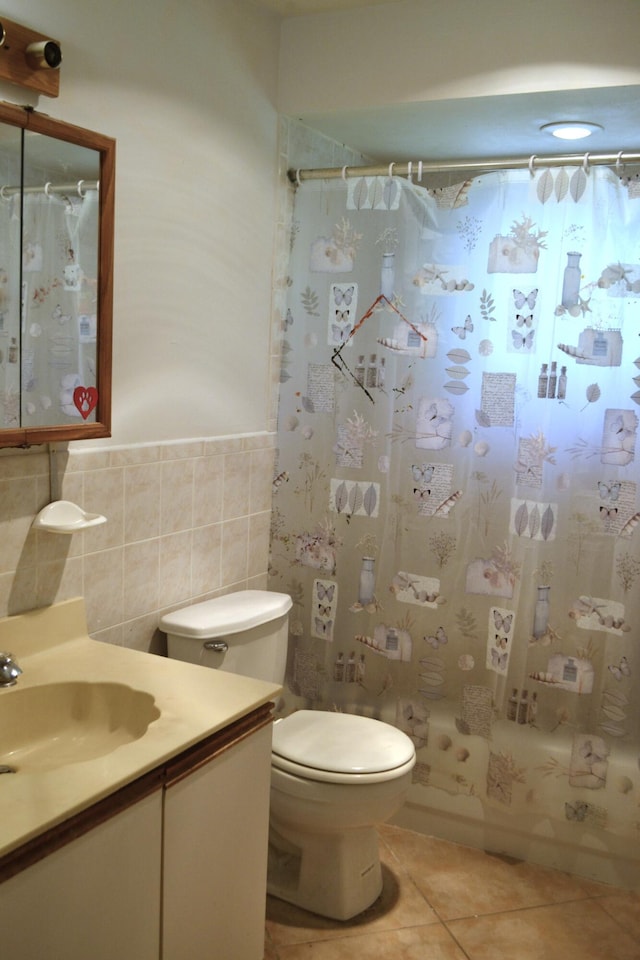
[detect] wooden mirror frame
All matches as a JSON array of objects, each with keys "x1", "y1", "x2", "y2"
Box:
[{"x1": 0, "y1": 103, "x2": 114, "y2": 447}]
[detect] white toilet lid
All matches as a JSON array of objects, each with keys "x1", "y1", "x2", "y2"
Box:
[
  {"x1": 159, "y1": 590, "x2": 292, "y2": 638},
  {"x1": 272, "y1": 710, "x2": 415, "y2": 776}
]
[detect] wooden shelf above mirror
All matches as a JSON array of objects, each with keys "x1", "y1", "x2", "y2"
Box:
[{"x1": 0, "y1": 16, "x2": 61, "y2": 98}]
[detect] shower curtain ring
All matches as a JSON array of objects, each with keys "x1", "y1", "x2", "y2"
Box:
[
  {"x1": 528, "y1": 155, "x2": 537, "y2": 177},
  {"x1": 417, "y1": 160, "x2": 423, "y2": 182},
  {"x1": 0, "y1": 185, "x2": 9, "y2": 201},
  {"x1": 388, "y1": 162, "x2": 395, "y2": 178},
  {"x1": 76, "y1": 179, "x2": 87, "y2": 198},
  {"x1": 582, "y1": 152, "x2": 590, "y2": 173},
  {"x1": 341, "y1": 165, "x2": 348, "y2": 181},
  {"x1": 407, "y1": 161, "x2": 413, "y2": 182},
  {"x1": 44, "y1": 181, "x2": 53, "y2": 197},
  {"x1": 616, "y1": 151, "x2": 625, "y2": 175},
  {"x1": 295, "y1": 169, "x2": 302, "y2": 187}
]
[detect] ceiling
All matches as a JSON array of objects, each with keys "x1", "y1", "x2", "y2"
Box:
[
  {"x1": 254, "y1": 0, "x2": 640, "y2": 165},
  {"x1": 294, "y1": 85, "x2": 640, "y2": 166}
]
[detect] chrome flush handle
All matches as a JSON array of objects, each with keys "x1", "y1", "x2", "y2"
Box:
[{"x1": 203, "y1": 640, "x2": 228, "y2": 654}]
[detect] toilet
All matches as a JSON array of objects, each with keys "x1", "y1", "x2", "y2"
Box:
[{"x1": 160, "y1": 590, "x2": 416, "y2": 921}]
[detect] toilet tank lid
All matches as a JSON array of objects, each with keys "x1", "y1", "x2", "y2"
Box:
[
  {"x1": 159, "y1": 590, "x2": 292, "y2": 639},
  {"x1": 272, "y1": 710, "x2": 416, "y2": 775}
]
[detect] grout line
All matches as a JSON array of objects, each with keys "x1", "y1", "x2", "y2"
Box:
[
  {"x1": 440, "y1": 923, "x2": 475, "y2": 960},
  {"x1": 266, "y1": 825, "x2": 640, "y2": 955}
]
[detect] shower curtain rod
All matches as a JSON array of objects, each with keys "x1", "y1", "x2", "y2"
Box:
[
  {"x1": 288, "y1": 150, "x2": 640, "y2": 183},
  {"x1": 0, "y1": 179, "x2": 98, "y2": 199}
]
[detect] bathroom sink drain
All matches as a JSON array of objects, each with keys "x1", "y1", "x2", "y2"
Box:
[{"x1": 0, "y1": 764, "x2": 16, "y2": 774}]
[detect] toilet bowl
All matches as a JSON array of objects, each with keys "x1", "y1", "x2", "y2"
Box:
[
  {"x1": 268, "y1": 709, "x2": 415, "y2": 919},
  {"x1": 160, "y1": 590, "x2": 416, "y2": 921}
]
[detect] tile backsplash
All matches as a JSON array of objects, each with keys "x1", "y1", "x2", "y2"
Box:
[{"x1": 0, "y1": 433, "x2": 275, "y2": 653}]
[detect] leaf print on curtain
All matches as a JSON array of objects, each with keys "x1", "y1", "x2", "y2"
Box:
[{"x1": 269, "y1": 166, "x2": 640, "y2": 881}]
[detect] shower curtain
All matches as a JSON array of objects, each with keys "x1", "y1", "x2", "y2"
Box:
[
  {"x1": 0, "y1": 187, "x2": 99, "y2": 428},
  {"x1": 269, "y1": 165, "x2": 640, "y2": 861}
]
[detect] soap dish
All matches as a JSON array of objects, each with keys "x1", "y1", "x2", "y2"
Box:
[{"x1": 32, "y1": 500, "x2": 107, "y2": 534}]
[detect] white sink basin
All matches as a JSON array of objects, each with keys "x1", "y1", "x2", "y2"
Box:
[
  {"x1": 0, "y1": 598, "x2": 281, "y2": 860},
  {"x1": 0, "y1": 682, "x2": 160, "y2": 771}
]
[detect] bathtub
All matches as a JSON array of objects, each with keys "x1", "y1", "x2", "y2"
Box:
[{"x1": 390, "y1": 699, "x2": 640, "y2": 891}]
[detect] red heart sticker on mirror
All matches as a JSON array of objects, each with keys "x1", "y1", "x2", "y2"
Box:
[{"x1": 73, "y1": 386, "x2": 98, "y2": 420}]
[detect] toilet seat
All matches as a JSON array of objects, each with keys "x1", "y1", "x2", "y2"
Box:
[{"x1": 271, "y1": 710, "x2": 416, "y2": 785}]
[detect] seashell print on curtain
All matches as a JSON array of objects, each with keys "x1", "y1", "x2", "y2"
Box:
[{"x1": 269, "y1": 165, "x2": 640, "y2": 873}]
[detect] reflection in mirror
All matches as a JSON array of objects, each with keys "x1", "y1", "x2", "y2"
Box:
[
  {"x1": 0, "y1": 104, "x2": 114, "y2": 447},
  {"x1": 21, "y1": 133, "x2": 101, "y2": 428},
  {"x1": 0, "y1": 122, "x2": 23, "y2": 430}
]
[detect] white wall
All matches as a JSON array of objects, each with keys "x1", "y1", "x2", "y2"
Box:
[
  {"x1": 0, "y1": 0, "x2": 281, "y2": 445},
  {"x1": 0, "y1": 1, "x2": 283, "y2": 640},
  {"x1": 279, "y1": 0, "x2": 640, "y2": 114}
]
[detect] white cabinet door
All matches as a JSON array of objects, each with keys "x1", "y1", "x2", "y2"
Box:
[
  {"x1": 163, "y1": 723, "x2": 272, "y2": 960},
  {"x1": 1, "y1": 791, "x2": 162, "y2": 960}
]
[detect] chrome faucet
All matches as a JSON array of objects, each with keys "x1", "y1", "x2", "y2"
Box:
[{"x1": 0, "y1": 652, "x2": 22, "y2": 687}]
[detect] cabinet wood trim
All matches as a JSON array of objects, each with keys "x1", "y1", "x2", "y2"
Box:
[
  {"x1": 0, "y1": 703, "x2": 274, "y2": 884},
  {"x1": 164, "y1": 702, "x2": 274, "y2": 788}
]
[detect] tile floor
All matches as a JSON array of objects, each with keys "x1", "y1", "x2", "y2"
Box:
[{"x1": 264, "y1": 823, "x2": 640, "y2": 959}]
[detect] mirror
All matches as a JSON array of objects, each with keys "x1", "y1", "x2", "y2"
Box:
[{"x1": 0, "y1": 103, "x2": 114, "y2": 447}]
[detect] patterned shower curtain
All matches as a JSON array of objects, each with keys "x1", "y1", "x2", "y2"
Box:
[{"x1": 269, "y1": 165, "x2": 639, "y2": 843}]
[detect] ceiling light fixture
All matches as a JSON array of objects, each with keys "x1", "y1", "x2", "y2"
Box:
[{"x1": 540, "y1": 121, "x2": 603, "y2": 141}]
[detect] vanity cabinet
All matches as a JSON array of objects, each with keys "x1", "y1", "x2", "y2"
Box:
[
  {"x1": 0, "y1": 705, "x2": 273, "y2": 960},
  {"x1": 163, "y1": 721, "x2": 273, "y2": 960},
  {"x1": 1, "y1": 792, "x2": 162, "y2": 960}
]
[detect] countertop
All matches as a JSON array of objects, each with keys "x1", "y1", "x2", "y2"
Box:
[{"x1": 0, "y1": 598, "x2": 281, "y2": 859}]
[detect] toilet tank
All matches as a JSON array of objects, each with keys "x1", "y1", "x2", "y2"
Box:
[{"x1": 159, "y1": 590, "x2": 292, "y2": 684}]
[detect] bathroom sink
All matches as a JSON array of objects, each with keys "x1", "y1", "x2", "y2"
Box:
[{"x1": 0, "y1": 681, "x2": 160, "y2": 771}]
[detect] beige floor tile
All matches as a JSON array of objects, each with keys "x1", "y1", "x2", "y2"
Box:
[
  {"x1": 597, "y1": 890, "x2": 640, "y2": 942},
  {"x1": 266, "y1": 825, "x2": 638, "y2": 958},
  {"x1": 379, "y1": 823, "x2": 609, "y2": 921},
  {"x1": 275, "y1": 923, "x2": 468, "y2": 959},
  {"x1": 263, "y1": 931, "x2": 280, "y2": 959},
  {"x1": 448, "y1": 898, "x2": 640, "y2": 960},
  {"x1": 266, "y1": 845, "x2": 439, "y2": 947}
]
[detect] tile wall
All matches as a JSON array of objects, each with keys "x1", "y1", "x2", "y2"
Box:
[{"x1": 0, "y1": 435, "x2": 275, "y2": 652}]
